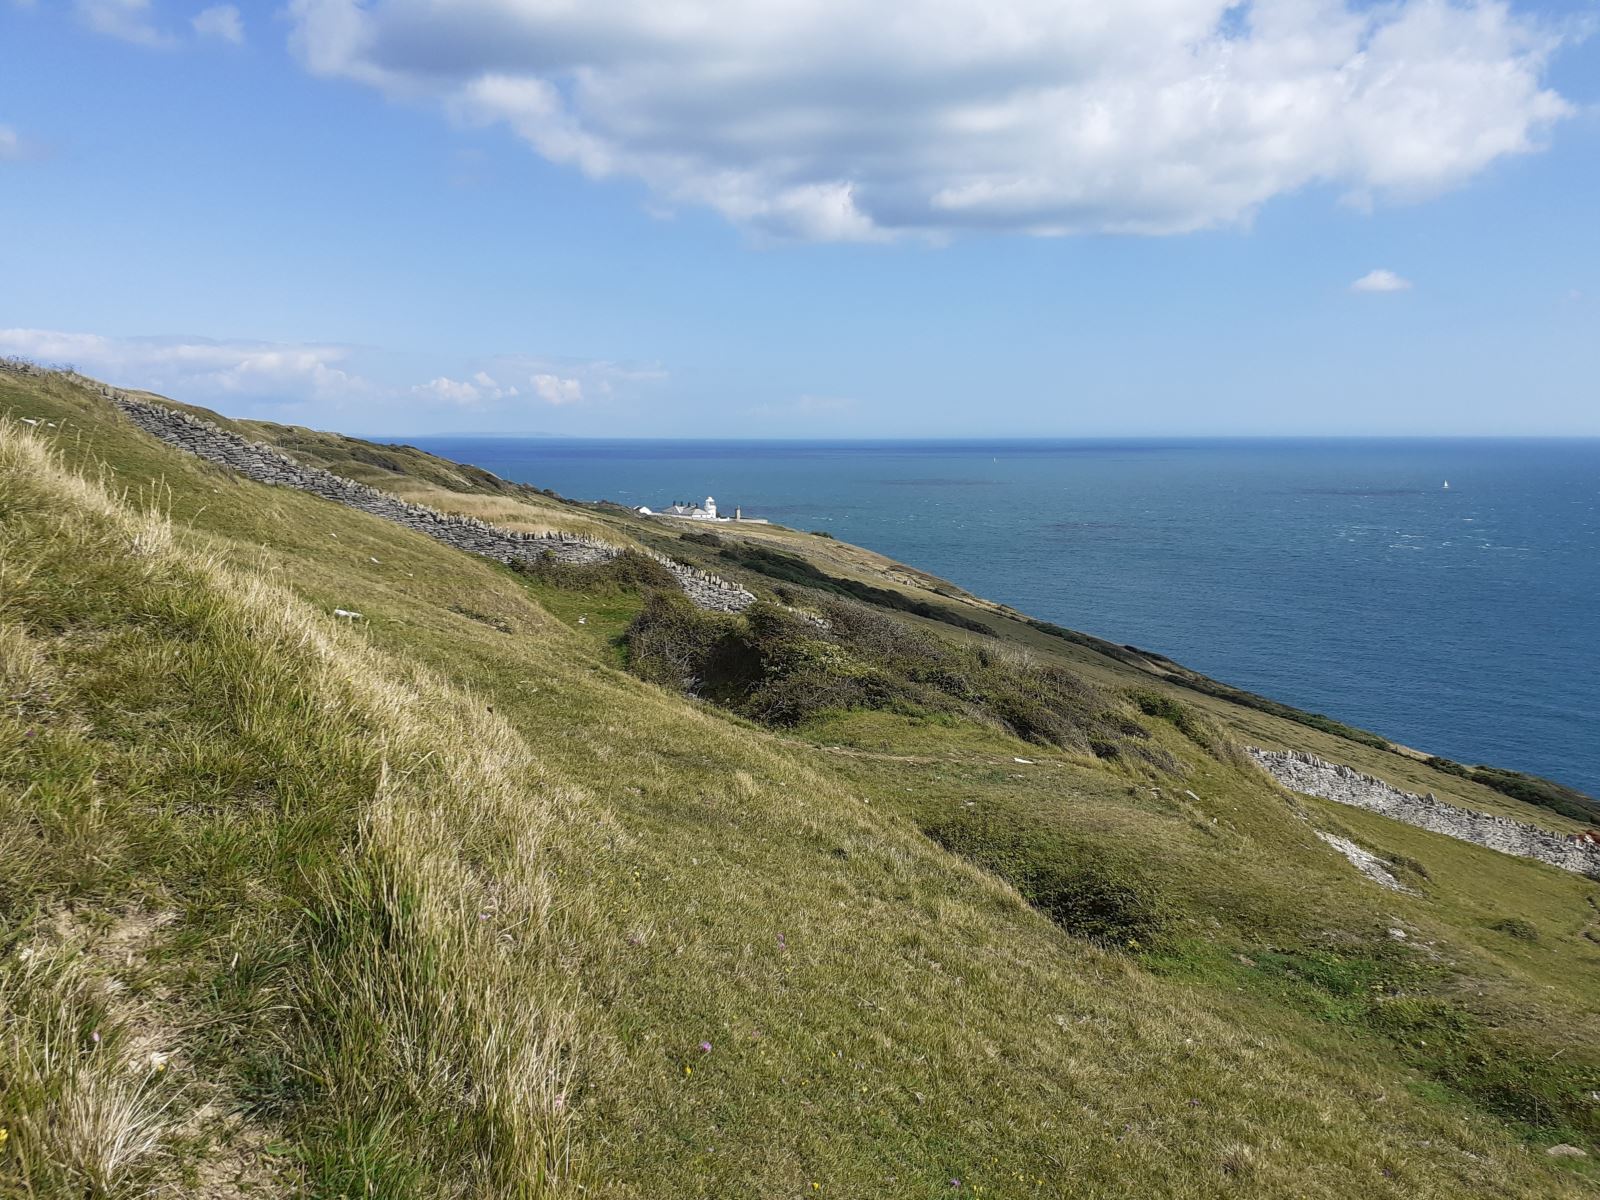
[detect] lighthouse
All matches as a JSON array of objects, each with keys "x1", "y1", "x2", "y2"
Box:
[{"x1": 704, "y1": 496, "x2": 717, "y2": 519}]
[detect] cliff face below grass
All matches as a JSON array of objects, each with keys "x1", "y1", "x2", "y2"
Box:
[{"x1": 1253, "y1": 749, "x2": 1600, "y2": 878}]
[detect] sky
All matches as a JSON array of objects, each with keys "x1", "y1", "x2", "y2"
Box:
[{"x1": 1, "y1": 0, "x2": 1597, "y2": 437}]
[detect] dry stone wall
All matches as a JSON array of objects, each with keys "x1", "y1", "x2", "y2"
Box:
[
  {"x1": 2, "y1": 361, "x2": 754, "y2": 613},
  {"x1": 1252, "y1": 748, "x2": 1600, "y2": 879}
]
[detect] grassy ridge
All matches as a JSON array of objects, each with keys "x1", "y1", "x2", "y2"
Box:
[{"x1": 2, "y1": 368, "x2": 1597, "y2": 1196}]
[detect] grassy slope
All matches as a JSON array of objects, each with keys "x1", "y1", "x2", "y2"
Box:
[
  {"x1": 2, "y1": 369, "x2": 1596, "y2": 1198},
  {"x1": 186, "y1": 389, "x2": 1596, "y2": 831}
]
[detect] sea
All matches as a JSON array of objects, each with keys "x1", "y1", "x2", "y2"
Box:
[{"x1": 406, "y1": 436, "x2": 1600, "y2": 794}]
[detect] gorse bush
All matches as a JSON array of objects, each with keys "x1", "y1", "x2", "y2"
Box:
[{"x1": 625, "y1": 594, "x2": 1182, "y2": 766}]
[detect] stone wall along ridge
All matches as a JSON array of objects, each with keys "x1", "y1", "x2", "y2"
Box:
[
  {"x1": 1251, "y1": 748, "x2": 1600, "y2": 879},
  {"x1": 1, "y1": 361, "x2": 754, "y2": 613}
]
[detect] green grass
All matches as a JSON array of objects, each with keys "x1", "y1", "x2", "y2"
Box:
[{"x1": 2, "y1": 366, "x2": 1598, "y2": 1197}]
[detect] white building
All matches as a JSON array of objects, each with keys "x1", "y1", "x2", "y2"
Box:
[{"x1": 636, "y1": 495, "x2": 767, "y2": 524}]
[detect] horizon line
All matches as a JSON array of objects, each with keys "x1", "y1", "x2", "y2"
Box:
[{"x1": 356, "y1": 431, "x2": 1600, "y2": 443}]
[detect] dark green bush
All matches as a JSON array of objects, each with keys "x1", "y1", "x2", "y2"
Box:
[
  {"x1": 1488, "y1": 917, "x2": 1540, "y2": 943},
  {"x1": 1423, "y1": 755, "x2": 1600, "y2": 824},
  {"x1": 1131, "y1": 690, "x2": 1215, "y2": 752},
  {"x1": 1467, "y1": 766, "x2": 1600, "y2": 825},
  {"x1": 624, "y1": 591, "x2": 756, "y2": 699},
  {"x1": 625, "y1": 592, "x2": 1180, "y2": 766},
  {"x1": 928, "y1": 817, "x2": 1168, "y2": 949},
  {"x1": 509, "y1": 549, "x2": 679, "y2": 594}
]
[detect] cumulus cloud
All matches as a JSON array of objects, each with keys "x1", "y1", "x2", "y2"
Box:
[
  {"x1": 1351, "y1": 268, "x2": 1414, "y2": 293},
  {"x1": 74, "y1": 0, "x2": 175, "y2": 47},
  {"x1": 480, "y1": 354, "x2": 665, "y2": 402},
  {"x1": 414, "y1": 370, "x2": 520, "y2": 406},
  {"x1": 531, "y1": 374, "x2": 584, "y2": 406},
  {"x1": 0, "y1": 328, "x2": 372, "y2": 405},
  {"x1": 287, "y1": 0, "x2": 1572, "y2": 241},
  {"x1": 191, "y1": 4, "x2": 243, "y2": 44}
]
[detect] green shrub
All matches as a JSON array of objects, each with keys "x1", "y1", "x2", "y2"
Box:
[
  {"x1": 1131, "y1": 690, "x2": 1214, "y2": 752},
  {"x1": 1467, "y1": 766, "x2": 1600, "y2": 825},
  {"x1": 1423, "y1": 755, "x2": 1600, "y2": 824},
  {"x1": 625, "y1": 592, "x2": 1182, "y2": 767},
  {"x1": 679, "y1": 530, "x2": 724, "y2": 547},
  {"x1": 509, "y1": 549, "x2": 679, "y2": 594},
  {"x1": 624, "y1": 591, "x2": 755, "y2": 699}
]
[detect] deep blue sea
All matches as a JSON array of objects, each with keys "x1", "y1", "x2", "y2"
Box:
[{"x1": 408, "y1": 437, "x2": 1600, "y2": 793}]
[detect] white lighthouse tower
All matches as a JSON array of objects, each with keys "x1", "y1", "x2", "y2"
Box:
[{"x1": 703, "y1": 495, "x2": 717, "y2": 519}]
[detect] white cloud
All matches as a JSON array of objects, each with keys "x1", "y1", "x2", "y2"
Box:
[
  {"x1": 531, "y1": 374, "x2": 584, "y2": 406},
  {"x1": 1351, "y1": 268, "x2": 1414, "y2": 293},
  {"x1": 413, "y1": 370, "x2": 520, "y2": 407},
  {"x1": 74, "y1": 0, "x2": 174, "y2": 47},
  {"x1": 0, "y1": 328, "x2": 372, "y2": 404},
  {"x1": 191, "y1": 4, "x2": 243, "y2": 44},
  {"x1": 287, "y1": 0, "x2": 1572, "y2": 241},
  {"x1": 0, "y1": 126, "x2": 23, "y2": 161}
]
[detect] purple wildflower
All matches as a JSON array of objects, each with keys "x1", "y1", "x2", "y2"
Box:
[{"x1": 698, "y1": 1041, "x2": 713, "y2": 1053}]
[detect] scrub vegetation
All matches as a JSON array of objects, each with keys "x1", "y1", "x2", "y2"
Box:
[
  {"x1": 1427, "y1": 756, "x2": 1600, "y2": 826},
  {"x1": 2, "y1": 366, "x2": 1597, "y2": 1198}
]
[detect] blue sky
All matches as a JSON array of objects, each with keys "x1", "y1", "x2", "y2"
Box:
[{"x1": 2, "y1": 0, "x2": 1597, "y2": 436}]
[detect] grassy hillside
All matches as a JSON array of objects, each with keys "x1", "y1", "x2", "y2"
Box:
[{"x1": 2, "y1": 367, "x2": 1597, "y2": 1197}]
